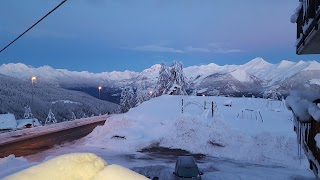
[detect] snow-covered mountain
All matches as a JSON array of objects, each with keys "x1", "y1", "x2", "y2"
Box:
[{"x1": 1, "y1": 57, "x2": 320, "y2": 99}]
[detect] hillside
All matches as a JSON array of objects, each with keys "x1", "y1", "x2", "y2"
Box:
[{"x1": 0, "y1": 74, "x2": 118, "y2": 122}]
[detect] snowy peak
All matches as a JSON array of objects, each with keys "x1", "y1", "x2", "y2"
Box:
[
  {"x1": 303, "y1": 61, "x2": 320, "y2": 71},
  {"x1": 140, "y1": 64, "x2": 161, "y2": 79},
  {"x1": 141, "y1": 64, "x2": 161, "y2": 74},
  {"x1": 230, "y1": 69, "x2": 253, "y2": 83},
  {"x1": 277, "y1": 60, "x2": 295, "y2": 68},
  {"x1": 243, "y1": 57, "x2": 272, "y2": 69}
]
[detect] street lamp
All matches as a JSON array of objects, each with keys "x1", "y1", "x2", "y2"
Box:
[
  {"x1": 31, "y1": 76, "x2": 36, "y2": 109},
  {"x1": 98, "y1": 86, "x2": 102, "y2": 115}
]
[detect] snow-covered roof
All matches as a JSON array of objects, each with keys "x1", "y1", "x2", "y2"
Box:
[
  {"x1": 16, "y1": 118, "x2": 41, "y2": 129},
  {"x1": 0, "y1": 114, "x2": 17, "y2": 130}
]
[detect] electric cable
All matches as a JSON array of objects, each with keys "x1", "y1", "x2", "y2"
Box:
[{"x1": 0, "y1": 0, "x2": 68, "y2": 53}]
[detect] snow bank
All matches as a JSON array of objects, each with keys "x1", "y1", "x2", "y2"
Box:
[
  {"x1": 3, "y1": 153, "x2": 106, "y2": 180},
  {"x1": 84, "y1": 95, "x2": 301, "y2": 168},
  {"x1": 3, "y1": 153, "x2": 148, "y2": 180}
]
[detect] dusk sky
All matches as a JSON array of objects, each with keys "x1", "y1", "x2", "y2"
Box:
[{"x1": 0, "y1": 0, "x2": 319, "y2": 72}]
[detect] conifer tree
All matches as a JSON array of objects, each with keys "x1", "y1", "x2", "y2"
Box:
[
  {"x1": 45, "y1": 109, "x2": 57, "y2": 125},
  {"x1": 119, "y1": 87, "x2": 136, "y2": 112}
]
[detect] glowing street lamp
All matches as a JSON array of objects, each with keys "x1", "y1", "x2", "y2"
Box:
[
  {"x1": 98, "y1": 86, "x2": 102, "y2": 115},
  {"x1": 31, "y1": 76, "x2": 36, "y2": 109}
]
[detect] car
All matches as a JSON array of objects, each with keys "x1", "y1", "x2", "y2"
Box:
[{"x1": 173, "y1": 156, "x2": 203, "y2": 180}]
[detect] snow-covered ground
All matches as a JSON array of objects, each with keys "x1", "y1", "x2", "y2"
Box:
[{"x1": 0, "y1": 95, "x2": 316, "y2": 179}]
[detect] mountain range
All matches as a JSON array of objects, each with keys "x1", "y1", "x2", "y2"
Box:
[{"x1": 1, "y1": 57, "x2": 320, "y2": 102}]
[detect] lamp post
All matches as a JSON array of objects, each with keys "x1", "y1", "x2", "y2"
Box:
[
  {"x1": 98, "y1": 86, "x2": 102, "y2": 115},
  {"x1": 31, "y1": 76, "x2": 36, "y2": 109}
]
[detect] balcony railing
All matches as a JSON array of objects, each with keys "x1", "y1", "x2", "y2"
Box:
[{"x1": 286, "y1": 93, "x2": 320, "y2": 178}]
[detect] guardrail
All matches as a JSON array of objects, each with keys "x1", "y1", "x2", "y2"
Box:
[{"x1": 0, "y1": 116, "x2": 107, "y2": 158}]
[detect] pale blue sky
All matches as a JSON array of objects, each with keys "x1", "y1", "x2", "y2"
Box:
[{"x1": 0, "y1": 0, "x2": 318, "y2": 72}]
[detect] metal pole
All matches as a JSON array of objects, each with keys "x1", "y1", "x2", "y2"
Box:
[
  {"x1": 99, "y1": 89, "x2": 101, "y2": 115},
  {"x1": 32, "y1": 79, "x2": 34, "y2": 109}
]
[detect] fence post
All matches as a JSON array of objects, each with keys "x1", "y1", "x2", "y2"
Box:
[
  {"x1": 182, "y1": 99, "x2": 184, "y2": 113},
  {"x1": 204, "y1": 101, "x2": 206, "y2": 110},
  {"x1": 212, "y1": 101, "x2": 214, "y2": 117}
]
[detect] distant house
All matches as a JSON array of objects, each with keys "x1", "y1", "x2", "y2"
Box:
[
  {"x1": 0, "y1": 114, "x2": 17, "y2": 131},
  {"x1": 0, "y1": 113, "x2": 41, "y2": 131},
  {"x1": 291, "y1": 0, "x2": 320, "y2": 54}
]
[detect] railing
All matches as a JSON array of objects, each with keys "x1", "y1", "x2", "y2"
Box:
[
  {"x1": 295, "y1": 0, "x2": 320, "y2": 52},
  {"x1": 289, "y1": 95, "x2": 320, "y2": 177}
]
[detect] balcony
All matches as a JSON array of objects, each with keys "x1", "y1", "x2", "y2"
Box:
[{"x1": 292, "y1": 0, "x2": 320, "y2": 54}]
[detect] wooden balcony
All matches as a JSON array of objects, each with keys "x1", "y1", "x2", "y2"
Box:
[
  {"x1": 287, "y1": 95, "x2": 320, "y2": 178},
  {"x1": 294, "y1": 0, "x2": 320, "y2": 54}
]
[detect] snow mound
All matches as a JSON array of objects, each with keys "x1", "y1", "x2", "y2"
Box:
[
  {"x1": 3, "y1": 153, "x2": 106, "y2": 180},
  {"x1": 3, "y1": 153, "x2": 148, "y2": 180},
  {"x1": 84, "y1": 95, "x2": 303, "y2": 168}
]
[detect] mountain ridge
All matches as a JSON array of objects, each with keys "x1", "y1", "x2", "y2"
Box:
[{"x1": 1, "y1": 58, "x2": 320, "y2": 99}]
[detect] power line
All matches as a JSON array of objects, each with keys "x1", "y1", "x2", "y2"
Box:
[{"x1": 0, "y1": 0, "x2": 68, "y2": 53}]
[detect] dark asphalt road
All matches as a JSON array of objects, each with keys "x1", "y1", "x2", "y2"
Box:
[{"x1": 0, "y1": 120, "x2": 105, "y2": 158}]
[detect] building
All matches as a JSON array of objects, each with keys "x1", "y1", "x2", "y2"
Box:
[
  {"x1": 291, "y1": 0, "x2": 320, "y2": 54},
  {"x1": 0, "y1": 113, "x2": 41, "y2": 131}
]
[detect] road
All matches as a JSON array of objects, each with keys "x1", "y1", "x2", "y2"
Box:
[{"x1": 0, "y1": 119, "x2": 106, "y2": 158}]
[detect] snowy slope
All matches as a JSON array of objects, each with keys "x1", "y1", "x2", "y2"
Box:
[{"x1": 230, "y1": 69, "x2": 254, "y2": 82}]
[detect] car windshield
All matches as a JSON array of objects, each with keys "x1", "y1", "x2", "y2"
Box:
[{"x1": 177, "y1": 167, "x2": 199, "y2": 177}]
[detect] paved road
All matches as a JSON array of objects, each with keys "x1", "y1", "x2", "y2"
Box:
[{"x1": 0, "y1": 120, "x2": 105, "y2": 158}]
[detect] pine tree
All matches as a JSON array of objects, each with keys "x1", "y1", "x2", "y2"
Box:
[
  {"x1": 119, "y1": 87, "x2": 136, "y2": 112},
  {"x1": 23, "y1": 106, "x2": 34, "y2": 119},
  {"x1": 71, "y1": 112, "x2": 76, "y2": 120},
  {"x1": 45, "y1": 109, "x2": 57, "y2": 125},
  {"x1": 155, "y1": 62, "x2": 170, "y2": 96},
  {"x1": 136, "y1": 85, "x2": 147, "y2": 105},
  {"x1": 82, "y1": 113, "x2": 88, "y2": 118},
  {"x1": 165, "y1": 61, "x2": 188, "y2": 95}
]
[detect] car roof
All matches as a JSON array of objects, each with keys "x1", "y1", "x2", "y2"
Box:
[{"x1": 177, "y1": 156, "x2": 196, "y2": 166}]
